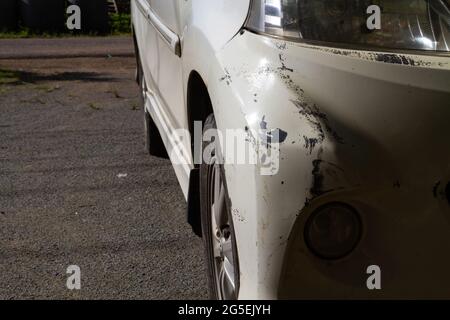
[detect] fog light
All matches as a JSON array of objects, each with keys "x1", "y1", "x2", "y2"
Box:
[{"x1": 305, "y1": 203, "x2": 362, "y2": 260}]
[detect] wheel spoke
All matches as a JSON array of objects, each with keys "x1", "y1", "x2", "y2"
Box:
[
  {"x1": 214, "y1": 186, "x2": 226, "y2": 227},
  {"x1": 208, "y1": 155, "x2": 237, "y2": 299},
  {"x1": 222, "y1": 256, "x2": 236, "y2": 292},
  {"x1": 222, "y1": 238, "x2": 234, "y2": 265}
]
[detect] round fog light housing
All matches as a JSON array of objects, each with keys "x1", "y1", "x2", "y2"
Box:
[{"x1": 305, "y1": 203, "x2": 362, "y2": 260}]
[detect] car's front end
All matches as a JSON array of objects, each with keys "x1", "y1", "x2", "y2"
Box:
[{"x1": 203, "y1": 0, "x2": 450, "y2": 299}]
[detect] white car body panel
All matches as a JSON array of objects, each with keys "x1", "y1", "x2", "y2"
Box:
[{"x1": 132, "y1": 0, "x2": 450, "y2": 299}]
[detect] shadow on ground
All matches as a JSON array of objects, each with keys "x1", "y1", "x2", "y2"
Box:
[{"x1": 0, "y1": 68, "x2": 119, "y2": 85}]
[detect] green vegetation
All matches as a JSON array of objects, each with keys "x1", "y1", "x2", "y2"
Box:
[
  {"x1": 0, "y1": 69, "x2": 20, "y2": 85},
  {"x1": 0, "y1": 14, "x2": 131, "y2": 39},
  {"x1": 109, "y1": 14, "x2": 131, "y2": 35}
]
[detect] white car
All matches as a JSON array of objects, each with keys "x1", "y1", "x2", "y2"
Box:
[{"x1": 131, "y1": 0, "x2": 450, "y2": 299}]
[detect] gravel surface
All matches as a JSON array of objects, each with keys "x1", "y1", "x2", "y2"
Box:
[
  {"x1": 0, "y1": 37, "x2": 134, "y2": 59},
  {"x1": 0, "y1": 37, "x2": 208, "y2": 300}
]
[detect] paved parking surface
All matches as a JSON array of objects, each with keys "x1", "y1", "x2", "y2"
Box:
[{"x1": 0, "y1": 37, "x2": 208, "y2": 299}]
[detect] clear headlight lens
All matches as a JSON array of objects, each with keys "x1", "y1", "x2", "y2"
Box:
[{"x1": 246, "y1": 0, "x2": 450, "y2": 51}]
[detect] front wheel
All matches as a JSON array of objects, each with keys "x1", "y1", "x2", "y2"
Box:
[{"x1": 200, "y1": 114, "x2": 240, "y2": 300}]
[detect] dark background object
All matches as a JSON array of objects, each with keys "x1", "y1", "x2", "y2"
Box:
[
  {"x1": 68, "y1": 0, "x2": 110, "y2": 34},
  {"x1": 0, "y1": 0, "x2": 18, "y2": 31},
  {"x1": 116, "y1": 0, "x2": 130, "y2": 14},
  {"x1": 19, "y1": 0, "x2": 66, "y2": 32}
]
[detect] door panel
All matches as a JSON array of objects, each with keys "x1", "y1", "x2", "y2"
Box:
[
  {"x1": 150, "y1": 0, "x2": 186, "y2": 132},
  {"x1": 134, "y1": 0, "x2": 159, "y2": 93},
  {"x1": 136, "y1": 0, "x2": 191, "y2": 165},
  {"x1": 149, "y1": 0, "x2": 181, "y2": 35}
]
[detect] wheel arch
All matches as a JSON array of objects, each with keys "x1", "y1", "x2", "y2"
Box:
[
  {"x1": 186, "y1": 70, "x2": 214, "y2": 160},
  {"x1": 186, "y1": 70, "x2": 214, "y2": 238}
]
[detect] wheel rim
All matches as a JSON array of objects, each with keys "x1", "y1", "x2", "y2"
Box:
[{"x1": 207, "y1": 158, "x2": 236, "y2": 300}]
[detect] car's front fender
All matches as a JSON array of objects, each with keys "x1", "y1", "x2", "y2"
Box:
[{"x1": 206, "y1": 30, "x2": 450, "y2": 299}]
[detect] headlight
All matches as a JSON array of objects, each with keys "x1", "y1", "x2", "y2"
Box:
[
  {"x1": 246, "y1": 0, "x2": 450, "y2": 52},
  {"x1": 305, "y1": 203, "x2": 362, "y2": 260}
]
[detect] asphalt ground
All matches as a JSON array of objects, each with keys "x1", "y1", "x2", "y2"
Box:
[{"x1": 0, "y1": 37, "x2": 208, "y2": 299}]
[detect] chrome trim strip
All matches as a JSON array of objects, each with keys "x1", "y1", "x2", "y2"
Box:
[{"x1": 135, "y1": 0, "x2": 181, "y2": 57}]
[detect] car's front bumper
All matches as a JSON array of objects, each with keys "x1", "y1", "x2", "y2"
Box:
[{"x1": 206, "y1": 30, "x2": 450, "y2": 299}]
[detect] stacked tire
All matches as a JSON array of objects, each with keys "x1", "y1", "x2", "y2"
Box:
[
  {"x1": 19, "y1": 0, "x2": 66, "y2": 32},
  {"x1": 0, "y1": 0, "x2": 18, "y2": 31},
  {"x1": 68, "y1": 0, "x2": 110, "y2": 34}
]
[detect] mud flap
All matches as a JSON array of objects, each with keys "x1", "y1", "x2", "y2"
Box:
[{"x1": 187, "y1": 168, "x2": 202, "y2": 237}]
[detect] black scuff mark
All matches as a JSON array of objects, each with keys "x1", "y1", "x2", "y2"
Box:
[
  {"x1": 253, "y1": 51, "x2": 345, "y2": 147},
  {"x1": 303, "y1": 136, "x2": 320, "y2": 155},
  {"x1": 259, "y1": 116, "x2": 288, "y2": 147},
  {"x1": 279, "y1": 53, "x2": 294, "y2": 72},
  {"x1": 239, "y1": 45, "x2": 346, "y2": 154},
  {"x1": 260, "y1": 117, "x2": 268, "y2": 130},
  {"x1": 292, "y1": 99, "x2": 345, "y2": 147},
  {"x1": 311, "y1": 159, "x2": 325, "y2": 197},
  {"x1": 245, "y1": 128, "x2": 257, "y2": 149},
  {"x1": 232, "y1": 208, "x2": 245, "y2": 222},
  {"x1": 303, "y1": 44, "x2": 448, "y2": 68},
  {"x1": 304, "y1": 197, "x2": 312, "y2": 208},
  {"x1": 375, "y1": 54, "x2": 415, "y2": 66},
  {"x1": 432, "y1": 180, "x2": 450, "y2": 205},
  {"x1": 305, "y1": 158, "x2": 346, "y2": 206},
  {"x1": 293, "y1": 100, "x2": 326, "y2": 142},
  {"x1": 219, "y1": 68, "x2": 232, "y2": 85},
  {"x1": 323, "y1": 121, "x2": 345, "y2": 144},
  {"x1": 275, "y1": 42, "x2": 287, "y2": 50}
]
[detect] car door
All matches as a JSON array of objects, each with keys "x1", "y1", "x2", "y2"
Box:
[
  {"x1": 134, "y1": 0, "x2": 160, "y2": 97},
  {"x1": 146, "y1": 0, "x2": 186, "y2": 138},
  {"x1": 134, "y1": 0, "x2": 192, "y2": 194}
]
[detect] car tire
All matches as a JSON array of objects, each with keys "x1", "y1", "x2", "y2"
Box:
[{"x1": 200, "y1": 114, "x2": 240, "y2": 300}]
